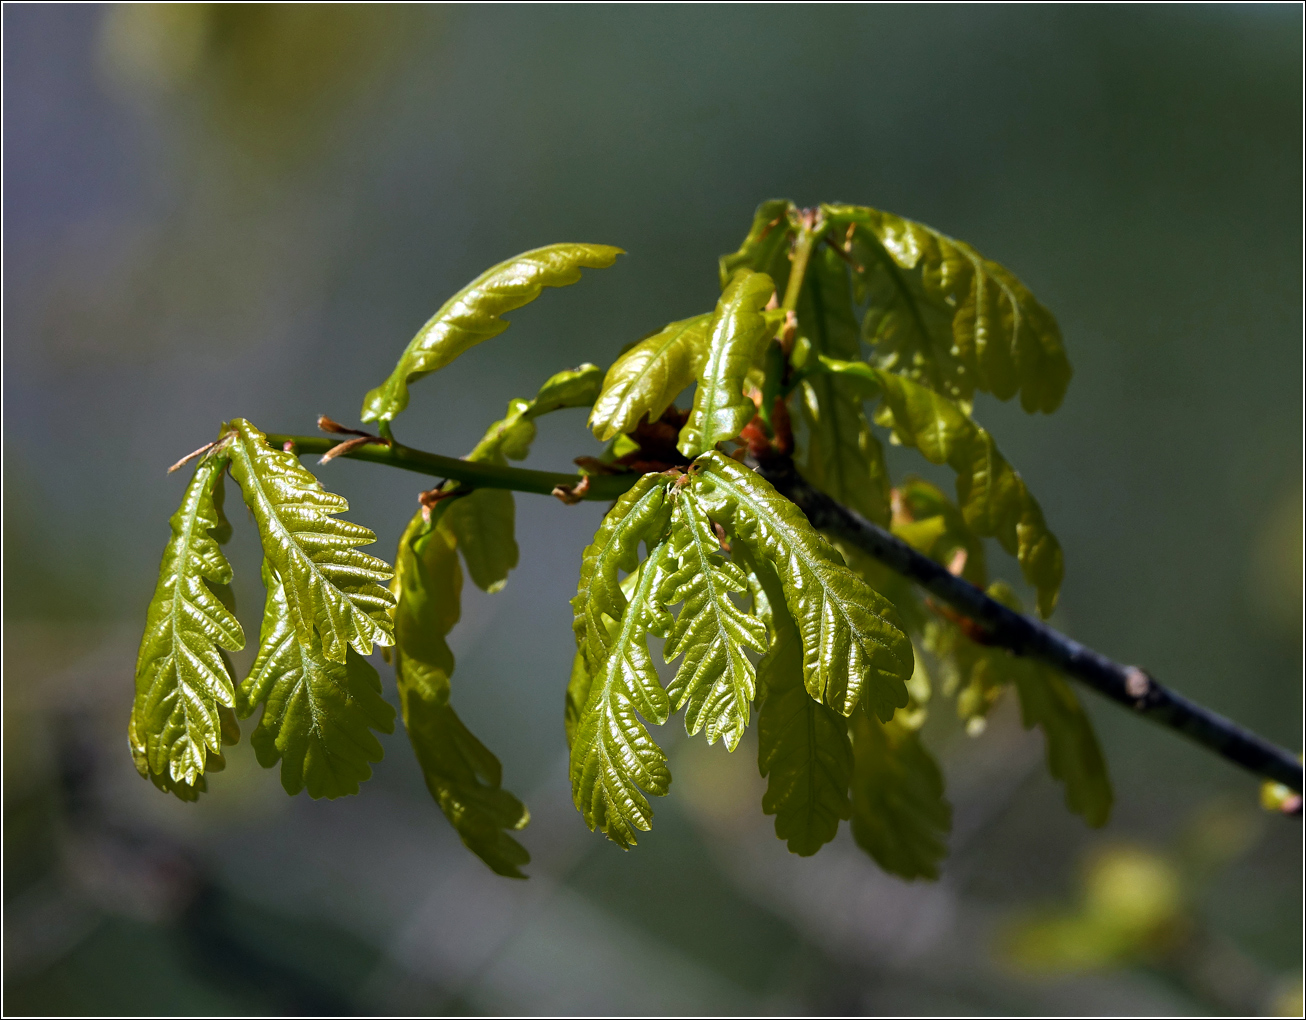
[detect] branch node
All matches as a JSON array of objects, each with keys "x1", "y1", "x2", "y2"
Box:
[{"x1": 552, "y1": 476, "x2": 590, "y2": 505}]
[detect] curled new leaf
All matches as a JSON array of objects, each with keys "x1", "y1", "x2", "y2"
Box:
[
  {"x1": 392, "y1": 510, "x2": 531, "y2": 876},
  {"x1": 361, "y1": 244, "x2": 623, "y2": 423},
  {"x1": 590, "y1": 315, "x2": 711, "y2": 441},
  {"x1": 746, "y1": 550, "x2": 852, "y2": 856},
  {"x1": 241, "y1": 562, "x2": 396, "y2": 799},
  {"x1": 850, "y1": 708, "x2": 951, "y2": 880},
  {"x1": 226, "y1": 418, "x2": 395, "y2": 659},
  {"x1": 659, "y1": 490, "x2": 768, "y2": 751},
  {"x1": 690, "y1": 452, "x2": 913, "y2": 720},
  {"x1": 677, "y1": 269, "x2": 777, "y2": 459},
  {"x1": 132, "y1": 451, "x2": 244, "y2": 788},
  {"x1": 570, "y1": 540, "x2": 675, "y2": 847},
  {"x1": 719, "y1": 199, "x2": 798, "y2": 294},
  {"x1": 816, "y1": 358, "x2": 1063, "y2": 617},
  {"x1": 823, "y1": 203, "x2": 1071, "y2": 414}
]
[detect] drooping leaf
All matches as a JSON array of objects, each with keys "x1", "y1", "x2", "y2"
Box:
[
  {"x1": 240, "y1": 560, "x2": 396, "y2": 799},
  {"x1": 677, "y1": 269, "x2": 777, "y2": 459},
  {"x1": 391, "y1": 510, "x2": 531, "y2": 876},
  {"x1": 823, "y1": 203, "x2": 1072, "y2": 413},
  {"x1": 226, "y1": 418, "x2": 395, "y2": 659},
  {"x1": 570, "y1": 540, "x2": 676, "y2": 847},
  {"x1": 745, "y1": 549, "x2": 852, "y2": 856},
  {"x1": 590, "y1": 315, "x2": 711, "y2": 441},
  {"x1": 659, "y1": 489, "x2": 768, "y2": 750},
  {"x1": 1012, "y1": 661, "x2": 1113, "y2": 828},
  {"x1": 571, "y1": 473, "x2": 673, "y2": 672},
  {"x1": 689, "y1": 452, "x2": 914, "y2": 720},
  {"x1": 797, "y1": 246, "x2": 890, "y2": 525},
  {"x1": 891, "y1": 476, "x2": 988, "y2": 589},
  {"x1": 814, "y1": 359, "x2": 1063, "y2": 617},
  {"x1": 361, "y1": 244, "x2": 623, "y2": 423},
  {"x1": 719, "y1": 199, "x2": 799, "y2": 294},
  {"x1": 132, "y1": 451, "x2": 244, "y2": 788},
  {"x1": 849, "y1": 708, "x2": 951, "y2": 880},
  {"x1": 528, "y1": 362, "x2": 606, "y2": 418}
]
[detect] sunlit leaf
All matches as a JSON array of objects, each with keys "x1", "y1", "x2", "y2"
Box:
[
  {"x1": 719, "y1": 199, "x2": 798, "y2": 294},
  {"x1": 226, "y1": 418, "x2": 395, "y2": 659},
  {"x1": 590, "y1": 315, "x2": 711, "y2": 441},
  {"x1": 361, "y1": 244, "x2": 623, "y2": 423},
  {"x1": 241, "y1": 561, "x2": 395, "y2": 799},
  {"x1": 659, "y1": 489, "x2": 767, "y2": 750},
  {"x1": 690, "y1": 452, "x2": 913, "y2": 719},
  {"x1": 132, "y1": 451, "x2": 243, "y2": 787},
  {"x1": 677, "y1": 269, "x2": 777, "y2": 458},
  {"x1": 849, "y1": 709, "x2": 951, "y2": 880}
]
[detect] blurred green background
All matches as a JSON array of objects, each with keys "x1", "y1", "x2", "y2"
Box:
[{"x1": 4, "y1": 4, "x2": 1301, "y2": 1015}]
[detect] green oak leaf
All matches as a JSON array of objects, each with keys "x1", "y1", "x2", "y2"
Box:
[
  {"x1": 719, "y1": 199, "x2": 799, "y2": 295},
  {"x1": 590, "y1": 315, "x2": 711, "y2": 441},
  {"x1": 361, "y1": 244, "x2": 623, "y2": 424}
]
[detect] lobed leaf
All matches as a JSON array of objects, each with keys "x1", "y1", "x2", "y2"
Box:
[
  {"x1": 849, "y1": 708, "x2": 951, "y2": 880},
  {"x1": 797, "y1": 246, "x2": 891, "y2": 525},
  {"x1": 823, "y1": 203, "x2": 1071, "y2": 413},
  {"x1": 391, "y1": 510, "x2": 531, "y2": 876},
  {"x1": 659, "y1": 490, "x2": 768, "y2": 750},
  {"x1": 570, "y1": 540, "x2": 676, "y2": 847},
  {"x1": 226, "y1": 418, "x2": 395, "y2": 659},
  {"x1": 815, "y1": 359, "x2": 1063, "y2": 617},
  {"x1": 719, "y1": 199, "x2": 798, "y2": 294},
  {"x1": 746, "y1": 550, "x2": 853, "y2": 856},
  {"x1": 361, "y1": 244, "x2": 623, "y2": 424},
  {"x1": 590, "y1": 315, "x2": 711, "y2": 441},
  {"x1": 241, "y1": 561, "x2": 395, "y2": 799},
  {"x1": 677, "y1": 269, "x2": 777, "y2": 459},
  {"x1": 689, "y1": 452, "x2": 913, "y2": 720},
  {"x1": 132, "y1": 452, "x2": 244, "y2": 788}
]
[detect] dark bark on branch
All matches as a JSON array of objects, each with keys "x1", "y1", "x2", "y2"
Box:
[{"x1": 750, "y1": 454, "x2": 1304, "y2": 796}]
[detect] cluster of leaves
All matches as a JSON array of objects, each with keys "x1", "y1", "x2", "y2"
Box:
[{"x1": 134, "y1": 207, "x2": 1111, "y2": 884}]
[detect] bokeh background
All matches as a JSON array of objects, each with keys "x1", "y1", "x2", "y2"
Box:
[{"x1": 4, "y1": 4, "x2": 1302, "y2": 1016}]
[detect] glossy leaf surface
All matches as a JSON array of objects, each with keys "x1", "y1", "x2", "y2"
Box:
[
  {"x1": 677, "y1": 269, "x2": 776, "y2": 458},
  {"x1": 241, "y1": 562, "x2": 395, "y2": 799},
  {"x1": 132, "y1": 452, "x2": 243, "y2": 787},
  {"x1": 719, "y1": 199, "x2": 798, "y2": 294},
  {"x1": 690, "y1": 452, "x2": 913, "y2": 720},
  {"x1": 362, "y1": 244, "x2": 622, "y2": 423},
  {"x1": 660, "y1": 490, "x2": 767, "y2": 750},
  {"x1": 227, "y1": 419, "x2": 395, "y2": 659},
  {"x1": 590, "y1": 315, "x2": 711, "y2": 441}
]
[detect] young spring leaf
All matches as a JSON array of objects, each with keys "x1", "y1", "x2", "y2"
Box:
[
  {"x1": 132, "y1": 451, "x2": 244, "y2": 788},
  {"x1": 241, "y1": 561, "x2": 396, "y2": 799},
  {"x1": 815, "y1": 359, "x2": 1063, "y2": 618},
  {"x1": 823, "y1": 203, "x2": 1071, "y2": 414},
  {"x1": 570, "y1": 540, "x2": 676, "y2": 847},
  {"x1": 225, "y1": 418, "x2": 395, "y2": 659},
  {"x1": 746, "y1": 550, "x2": 853, "y2": 856},
  {"x1": 797, "y1": 245, "x2": 891, "y2": 526},
  {"x1": 659, "y1": 489, "x2": 768, "y2": 751},
  {"x1": 590, "y1": 314, "x2": 711, "y2": 441},
  {"x1": 677, "y1": 269, "x2": 777, "y2": 459},
  {"x1": 361, "y1": 244, "x2": 623, "y2": 424},
  {"x1": 689, "y1": 452, "x2": 914, "y2": 720},
  {"x1": 719, "y1": 199, "x2": 798, "y2": 294},
  {"x1": 849, "y1": 708, "x2": 951, "y2": 880},
  {"x1": 392, "y1": 510, "x2": 531, "y2": 876},
  {"x1": 571, "y1": 473, "x2": 673, "y2": 672}
]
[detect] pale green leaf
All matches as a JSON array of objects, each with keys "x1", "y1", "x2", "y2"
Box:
[
  {"x1": 132, "y1": 452, "x2": 244, "y2": 788},
  {"x1": 823, "y1": 203, "x2": 1071, "y2": 413},
  {"x1": 570, "y1": 540, "x2": 676, "y2": 847},
  {"x1": 677, "y1": 269, "x2": 777, "y2": 458},
  {"x1": 391, "y1": 509, "x2": 532, "y2": 875},
  {"x1": 241, "y1": 561, "x2": 396, "y2": 799},
  {"x1": 529, "y1": 362, "x2": 605, "y2": 418},
  {"x1": 746, "y1": 549, "x2": 852, "y2": 855},
  {"x1": 590, "y1": 315, "x2": 711, "y2": 441},
  {"x1": 659, "y1": 490, "x2": 767, "y2": 750},
  {"x1": 719, "y1": 199, "x2": 798, "y2": 293},
  {"x1": 850, "y1": 709, "x2": 951, "y2": 880},
  {"x1": 361, "y1": 243, "x2": 624, "y2": 423},
  {"x1": 571, "y1": 473, "x2": 673, "y2": 672},
  {"x1": 689, "y1": 452, "x2": 913, "y2": 720},
  {"x1": 226, "y1": 418, "x2": 395, "y2": 659}
]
